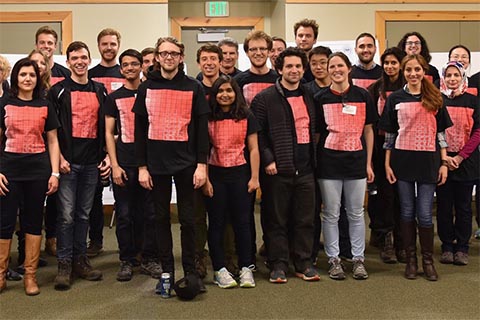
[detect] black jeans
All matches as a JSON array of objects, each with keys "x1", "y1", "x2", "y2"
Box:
[
  {"x1": 112, "y1": 167, "x2": 153, "y2": 262},
  {"x1": 436, "y1": 179, "x2": 474, "y2": 253},
  {"x1": 44, "y1": 193, "x2": 58, "y2": 239},
  {"x1": 150, "y1": 166, "x2": 196, "y2": 274},
  {"x1": 205, "y1": 172, "x2": 253, "y2": 271},
  {"x1": 261, "y1": 172, "x2": 315, "y2": 272}
]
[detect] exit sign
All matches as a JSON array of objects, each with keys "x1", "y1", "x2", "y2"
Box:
[{"x1": 205, "y1": 1, "x2": 229, "y2": 17}]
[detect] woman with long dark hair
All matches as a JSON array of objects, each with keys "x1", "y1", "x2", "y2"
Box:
[
  {"x1": 379, "y1": 54, "x2": 452, "y2": 281},
  {"x1": 203, "y1": 75, "x2": 260, "y2": 288},
  {"x1": 368, "y1": 47, "x2": 406, "y2": 264},
  {"x1": 0, "y1": 58, "x2": 60, "y2": 295}
]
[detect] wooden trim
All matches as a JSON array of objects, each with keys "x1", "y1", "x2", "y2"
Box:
[
  {"x1": 1, "y1": 0, "x2": 166, "y2": 3},
  {"x1": 0, "y1": 11, "x2": 73, "y2": 54},
  {"x1": 171, "y1": 17, "x2": 264, "y2": 41},
  {"x1": 375, "y1": 11, "x2": 480, "y2": 53},
  {"x1": 286, "y1": 0, "x2": 479, "y2": 3}
]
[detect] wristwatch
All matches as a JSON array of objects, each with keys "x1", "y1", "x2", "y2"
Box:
[{"x1": 51, "y1": 172, "x2": 61, "y2": 179}]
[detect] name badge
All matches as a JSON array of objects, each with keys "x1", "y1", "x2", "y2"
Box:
[
  {"x1": 111, "y1": 82, "x2": 123, "y2": 91},
  {"x1": 395, "y1": 103, "x2": 401, "y2": 110},
  {"x1": 342, "y1": 104, "x2": 357, "y2": 115}
]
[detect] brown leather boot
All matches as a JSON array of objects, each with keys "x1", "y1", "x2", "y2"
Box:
[
  {"x1": 380, "y1": 231, "x2": 397, "y2": 264},
  {"x1": 418, "y1": 226, "x2": 438, "y2": 281},
  {"x1": 24, "y1": 234, "x2": 42, "y2": 295},
  {"x1": 0, "y1": 239, "x2": 12, "y2": 293},
  {"x1": 45, "y1": 237, "x2": 57, "y2": 256},
  {"x1": 400, "y1": 220, "x2": 417, "y2": 279}
]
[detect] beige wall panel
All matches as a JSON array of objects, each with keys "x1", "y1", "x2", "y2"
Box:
[
  {"x1": 270, "y1": 0, "x2": 286, "y2": 39},
  {"x1": 0, "y1": 3, "x2": 168, "y2": 59},
  {"x1": 285, "y1": 3, "x2": 479, "y2": 42}
]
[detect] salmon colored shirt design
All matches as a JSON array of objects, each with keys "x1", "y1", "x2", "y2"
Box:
[
  {"x1": 71, "y1": 91, "x2": 100, "y2": 139},
  {"x1": 116, "y1": 96, "x2": 136, "y2": 143},
  {"x1": 4, "y1": 105, "x2": 48, "y2": 153},
  {"x1": 323, "y1": 102, "x2": 366, "y2": 151},
  {"x1": 445, "y1": 106, "x2": 474, "y2": 153},
  {"x1": 287, "y1": 96, "x2": 311, "y2": 144},
  {"x1": 92, "y1": 77, "x2": 125, "y2": 94},
  {"x1": 243, "y1": 82, "x2": 274, "y2": 106},
  {"x1": 377, "y1": 91, "x2": 393, "y2": 116},
  {"x1": 208, "y1": 118, "x2": 248, "y2": 167},
  {"x1": 146, "y1": 89, "x2": 193, "y2": 142},
  {"x1": 395, "y1": 101, "x2": 437, "y2": 152},
  {"x1": 352, "y1": 78, "x2": 376, "y2": 90},
  {"x1": 50, "y1": 77, "x2": 64, "y2": 86}
]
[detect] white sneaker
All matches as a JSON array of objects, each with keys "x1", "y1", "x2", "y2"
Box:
[
  {"x1": 213, "y1": 267, "x2": 237, "y2": 288},
  {"x1": 239, "y1": 265, "x2": 256, "y2": 288}
]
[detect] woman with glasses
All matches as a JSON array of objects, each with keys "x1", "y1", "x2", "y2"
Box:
[
  {"x1": 397, "y1": 32, "x2": 439, "y2": 83},
  {"x1": 315, "y1": 52, "x2": 377, "y2": 281},
  {"x1": 379, "y1": 54, "x2": 452, "y2": 281}
]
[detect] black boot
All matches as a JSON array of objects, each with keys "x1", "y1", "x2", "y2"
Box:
[
  {"x1": 400, "y1": 220, "x2": 417, "y2": 279},
  {"x1": 418, "y1": 226, "x2": 438, "y2": 281}
]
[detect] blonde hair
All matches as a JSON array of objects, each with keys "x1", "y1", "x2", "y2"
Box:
[
  {"x1": 28, "y1": 49, "x2": 51, "y2": 91},
  {"x1": 0, "y1": 54, "x2": 12, "y2": 81}
]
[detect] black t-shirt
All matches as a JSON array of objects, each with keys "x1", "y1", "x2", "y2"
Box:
[
  {"x1": 51, "y1": 63, "x2": 71, "y2": 86},
  {"x1": 442, "y1": 92, "x2": 480, "y2": 182},
  {"x1": 315, "y1": 85, "x2": 378, "y2": 179},
  {"x1": 104, "y1": 86, "x2": 137, "y2": 167},
  {"x1": 208, "y1": 111, "x2": 259, "y2": 181},
  {"x1": 378, "y1": 88, "x2": 453, "y2": 183},
  {"x1": 351, "y1": 64, "x2": 383, "y2": 90},
  {"x1": 234, "y1": 70, "x2": 278, "y2": 106},
  {"x1": 304, "y1": 80, "x2": 328, "y2": 96},
  {"x1": 89, "y1": 64, "x2": 125, "y2": 94},
  {"x1": 0, "y1": 96, "x2": 60, "y2": 181}
]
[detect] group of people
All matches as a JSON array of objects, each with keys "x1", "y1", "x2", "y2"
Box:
[{"x1": 0, "y1": 18, "x2": 478, "y2": 299}]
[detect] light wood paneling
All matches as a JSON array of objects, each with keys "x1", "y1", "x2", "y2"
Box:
[
  {"x1": 1, "y1": 0, "x2": 166, "y2": 3},
  {"x1": 287, "y1": 0, "x2": 478, "y2": 3}
]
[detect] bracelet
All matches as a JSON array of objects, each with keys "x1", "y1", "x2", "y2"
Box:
[
  {"x1": 51, "y1": 172, "x2": 61, "y2": 179},
  {"x1": 441, "y1": 160, "x2": 448, "y2": 167}
]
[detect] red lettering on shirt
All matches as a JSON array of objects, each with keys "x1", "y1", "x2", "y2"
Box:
[
  {"x1": 71, "y1": 91, "x2": 100, "y2": 139},
  {"x1": 287, "y1": 96, "x2": 310, "y2": 144},
  {"x1": 146, "y1": 89, "x2": 193, "y2": 142},
  {"x1": 208, "y1": 119, "x2": 248, "y2": 167},
  {"x1": 116, "y1": 96, "x2": 136, "y2": 143},
  {"x1": 243, "y1": 82, "x2": 274, "y2": 106},
  {"x1": 445, "y1": 106, "x2": 474, "y2": 153},
  {"x1": 395, "y1": 102, "x2": 437, "y2": 152},
  {"x1": 323, "y1": 102, "x2": 366, "y2": 151},
  {"x1": 4, "y1": 105, "x2": 48, "y2": 153}
]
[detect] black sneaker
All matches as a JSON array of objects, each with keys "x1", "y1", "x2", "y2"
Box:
[
  {"x1": 141, "y1": 259, "x2": 163, "y2": 279},
  {"x1": 269, "y1": 269, "x2": 287, "y2": 283},
  {"x1": 6, "y1": 268, "x2": 22, "y2": 281},
  {"x1": 117, "y1": 261, "x2": 133, "y2": 281},
  {"x1": 295, "y1": 267, "x2": 320, "y2": 281}
]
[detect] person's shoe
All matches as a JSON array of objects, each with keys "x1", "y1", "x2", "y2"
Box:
[
  {"x1": 54, "y1": 259, "x2": 72, "y2": 291},
  {"x1": 352, "y1": 259, "x2": 369, "y2": 280},
  {"x1": 328, "y1": 257, "x2": 346, "y2": 280},
  {"x1": 453, "y1": 252, "x2": 468, "y2": 266},
  {"x1": 130, "y1": 258, "x2": 141, "y2": 267},
  {"x1": 213, "y1": 267, "x2": 237, "y2": 288},
  {"x1": 198, "y1": 277, "x2": 207, "y2": 293},
  {"x1": 140, "y1": 259, "x2": 163, "y2": 279},
  {"x1": 6, "y1": 268, "x2": 22, "y2": 281},
  {"x1": 439, "y1": 251, "x2": 454, "y2": 264},
  {"x1": 117, "y1": 261, "x2": 133, "y2": 281},
  {"x1": 194, "y1": 252, "x2": 208, "y2": 279},
  {"x1": 86, "y1": 241, "x2": 104, "y2": 257},
  {"x1": 396, "y1": 249, "x2": 407, "y2": 264},
  {"x1": 73, "y1": 255, "x2": 102, "y2": 281},
  {"x1": 44, "y1": 237, "x2": 57, "y2": 256},
  {"x1": 295, "y1": 267, "x2": 320, "y2": 281},
  {"x1": 269, "y1": 269, "x2": 287, "y2": 283},
  {"x1": 380, "y1": 231, "x2": 397, "y2": 264},
  {"x1": 474, "y1": 229, "x2": 480, "y2": 240},
  {"x1": 239, "y1": 265, "x2": 256, "y2": 288}
]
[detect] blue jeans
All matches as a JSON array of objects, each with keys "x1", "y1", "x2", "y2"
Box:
[
  {"x1": 56, "y1": 163, "x2": 99, "y2": 260},
  {"x1": 396, "y1": 180, "x2": 435, "y2": 228}
]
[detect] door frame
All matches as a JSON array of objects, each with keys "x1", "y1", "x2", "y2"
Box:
[
  {"x1": 171, "y1": 17, "x2": 264, "y2": 41},
  {"x1": 375, "y1": 11, "x2": 480, "y2": 53}
]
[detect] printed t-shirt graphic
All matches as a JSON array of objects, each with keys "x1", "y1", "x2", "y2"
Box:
[
  {"x1": 89, "y1": 64, "x2": 125, "y2": 94},
  {"x1": 445, "y1": 106, "x2": 474, "y2": 153},
  {"x1": 208, "y1": 118, "x2": 248, "y2": 167},
  {"x1": 4, "y1": 105, "x2": 48, "y2": 153},
  {"x1": 71, "y1": 91, "x2": 100, "y2": 138},
  {"x1": 116, "y1": 96, "x2": 136, "y2": 143},
  {"x1": 287, "y1": 96, "x2": 311, "y2": 144},
  {"x1": 51, "y1": 63, "x2": 71, "y2": 86}
]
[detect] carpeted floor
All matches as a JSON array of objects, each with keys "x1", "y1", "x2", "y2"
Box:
[{"x1": 1, "y1": 212, "x2": 479, "y2": 320}]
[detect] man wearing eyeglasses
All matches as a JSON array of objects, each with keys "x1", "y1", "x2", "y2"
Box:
[
  {"x1": 133, "y1": 37, "x2": 210, "y2": 291},
  {"x1": 104, "y1": 49, "x2": 157, "y2": 282},
  {"x1": 234, "y1": 30, "x2": 278, "y2": 106}
]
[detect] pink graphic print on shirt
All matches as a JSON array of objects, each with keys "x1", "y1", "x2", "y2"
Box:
[
  {"x1": 243, "y1": 82, "x2": 274, "y2": 106},
  {"x1": 71, "y1": 91, "x2": 100, "y2": 139},
  {"x1": 466, "y1": 87, "x2": 478, "y2": 96},
  {"x1": 377, "y1": 91, "x2": 393, "y2": 116},
  {"x1": 92, "y1": 77, "x2": 125, "y2": 94},
  {"x1": 146, "y1": 89, "x2": 193, "y2": 142},
  {"x1": 323, "y1": 102, "x2": 366, "y2": 151},
  {"x1": 4, "y1": 105, "x2": 48, "y2": 153},
  {"x1": 287, "y1": 96, "x2": 310, "y2": 144},
  {"x1": 352, "y1": 78, "x2": 376, "y2": 90},
  {"x1": 445, "y1": 106, "x2": 474, "y2": 153},
  {"x1": 208, "y1": 119, "x2": 248, "y2": 167},
  {"x1": 50, "y1": 77, "x2": 64, "y2": 86},
  {"x1": 395, "y1": 102, "x2": 437, "y2": 151},
  {"x1": 116, "y1": 96, "x2": 136, "y2": 143}
]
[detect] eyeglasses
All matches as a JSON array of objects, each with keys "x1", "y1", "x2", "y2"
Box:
[
  {"x1": 121, "y1": 62, "x2": 141, "y2": 68},
  {"x1": 406, "y1": 41, "x2": 421, "y2": 47},
  {"x1": 157, "y1": 51, "x2": 181, "y2": 58},
  {"x1": 248, "y1": 47, "x2": 268, "y2": 53}
]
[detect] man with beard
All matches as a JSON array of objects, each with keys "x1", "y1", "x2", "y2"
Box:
[
  {"x1": 293, "y1": 19, "x2": 319, "y2": 82},
  {"x1": 351, "y1": 33, "x2": 383, "y2": 89}
]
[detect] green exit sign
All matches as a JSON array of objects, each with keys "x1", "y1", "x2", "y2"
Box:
[{"x1": 205, "y1": 1, "x2": 229, "y2": 17}]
